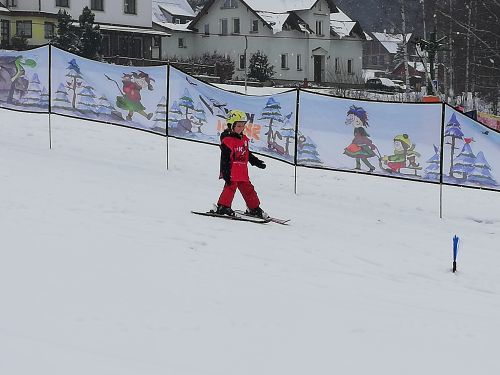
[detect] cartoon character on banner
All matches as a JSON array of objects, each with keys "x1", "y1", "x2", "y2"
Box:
[
  {"x1": 381, "y1": 134, "x2": 421, "y2": 174},
  {"x1": 343, "y1": 105, "x2": 377, "y2": 172},
  {"x1": 106, "y1": 71, "x2": 155, "y2": 121},
  {"x1": 0, "y1": 55, "x2": 37, "y2": 104}
]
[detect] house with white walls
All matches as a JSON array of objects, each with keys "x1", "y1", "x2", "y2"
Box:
[
  {"x1": 0, "y1": 0, "x2": 169, "y2": 59},
  {"x1": 157, "y1": 0, "x2": 366, "y2": 84}
]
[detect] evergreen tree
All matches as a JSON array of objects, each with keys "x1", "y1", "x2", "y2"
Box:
[
  {"x1": 393, "y1": 43, "x2": 405, "y2": 69},
  {"x1": 79, "y1": 6, "x2": 102, "y2": 60},
  {"x1": 297, "y1": 135, "x2": 322, "y2": 164},
  {"x1": 51, "y1": 9, "x2": 81, "y2": 54},
  {"x1": 259, "y1": 97, "x2": 284, "y2": 145},
  {"x1": 444, "y1": 113, "x2": 464, "y2": 176},
  {"x1": 452, "y1": 142, "x2": 475, "y2": 178},
  {"x1": 192, "y1": 101, "x2": 207, "y2": 133},
  {"x1": 248, "y1": 51, "x2": 275, "y2": 82},
  {"x1": 468, "y1": 151, "x2": 497, "y2": 186},
  {"x1": 65, "y1": 58, "x2": 84, "y2": 109},
  {"x1": 22, "y1": 73, "x2": 42, "y2": 106},
  {"x1": 97, "y1": 95, "x2": 115, "y2": 116},
  {"x1": 53, "y1": 83, "x2": 72, "y2": 109},
  {"x1": 152, "y1": 96, "x2": 167, "y2": 130},
  {"x1": 423, "y1": 146, "x2": 441, "y2": 180},
  {"x1": 179, "y1": 89, "x2": 195, "y2": 119},
  {"x1": 168, "y1": 101, "x2": 182, "y2": 128},
  {"x1": 76, "y1": 85, "x2": 98, "y2": 113},
  {"x1": 40, "y1": 87, "x2": 49, "y2": 109}
]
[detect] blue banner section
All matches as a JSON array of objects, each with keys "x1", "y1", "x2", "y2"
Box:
[
  {"x1": 169, "y1": 67, "x2": 297, "y2": 163},
  {"x1": 51, "y1": 47, "x2": 167, "y2": 135},
  {"x1": 297, "y1": 91, "x2": 443, "y2": 182},
  {"x1": 443, "y1": 106, "x2": 499, "y2": 191},
  {"x1": 0, "y1": 46, "x2": 49, "y2": 113}
]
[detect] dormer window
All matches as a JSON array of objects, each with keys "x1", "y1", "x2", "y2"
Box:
[
  {"x1": 251, "y1": 19, "x2": 259, "y2": 33},
  {"x1": 316, "y1": 20, "x2": 323, "y2": 36},
  {"x1": 223, "y1": 0, "x2": 237, "y2": 8}
]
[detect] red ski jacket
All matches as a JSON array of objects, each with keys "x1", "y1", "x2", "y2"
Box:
[{"x1": 219, "y1": 130, "x2": 263, "y2": 182}]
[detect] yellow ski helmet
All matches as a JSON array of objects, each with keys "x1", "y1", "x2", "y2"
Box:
[{"x1": 226, "y1": 109, "x2": 248, "y2": 129}]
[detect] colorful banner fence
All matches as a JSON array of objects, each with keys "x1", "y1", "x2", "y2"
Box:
[
  {"x1": 0, "y1": 46, "x2": 499, "y2": 193},
  {"x1": 442, "y1": 106, "x2": 499, "y2": 191},
  {"x1": 297, "y1": 90, "x2": 443, "y2": 183},
  {"x1": 51, "y1": 47, "x2": 167, "y2": 135},
  {"x1": 0, "y1": 45, "x2": 49, "y2": 113},
  {"x1": 169, "y1": 67, "x2": 297, "y2": 163}
]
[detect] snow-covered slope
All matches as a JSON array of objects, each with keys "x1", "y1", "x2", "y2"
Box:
[{"x1": 1, "y1": 109, "x2": 499, "y2": 375}]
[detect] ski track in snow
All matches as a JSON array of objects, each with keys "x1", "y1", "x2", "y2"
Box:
[{"x1": 1, "y1": 109, "x2": 500, "y2": 375}]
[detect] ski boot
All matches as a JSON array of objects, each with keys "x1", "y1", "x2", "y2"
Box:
[
  {"x1": 246, "y1": 206, "x2": 268, "y2": 219},
  {"x1": 214, "y1": 204, "x2": 235, "y2": 216}
]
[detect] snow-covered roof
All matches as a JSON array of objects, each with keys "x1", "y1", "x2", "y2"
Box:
[
  {"x1": 153, "y1": 0, "x2": 195, "y2": 17},
  {"x1": 372, "y1": 32, "x2": 412, "y2": 54},
  {"x1": 0, "y1": 4, "x2": 9, "y2": 12},
  {"x1": 72, "y1": 22, "x2": 171, "y2": 36},
  {"x1": 244, "y1": 0, "x2": 319, "y2": 13},
  {"x1": 255, "y1": 11, "x2": 289, "y2": 34},
  {"x1": 154, "y1": 21, "x2": 193, "y2": 32},
  {"x1": 329, "y1": 8, "x2": 356, "y2": 38}
]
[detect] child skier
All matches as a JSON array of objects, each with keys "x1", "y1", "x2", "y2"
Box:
[{"x1": 215, "y1": 109, "x2": 267, "y2": 218}]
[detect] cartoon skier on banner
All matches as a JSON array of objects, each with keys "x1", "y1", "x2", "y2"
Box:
[
  {"x1": 381, "y1": 134, "x2": 421, "y2": 173},
  {"x1": 0, "y1": 55, "x2": 37, "y2": 104},
  {"x1": 106, "y1": 71, "x2": 155, "y2": 121},
  {"x1": 343, "y1": 105, "x2": 377, "y2": 172}
]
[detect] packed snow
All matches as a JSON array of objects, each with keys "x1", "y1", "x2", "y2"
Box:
[{"x1": 1, "y1": 107, "x2": 500, "y2": 375}]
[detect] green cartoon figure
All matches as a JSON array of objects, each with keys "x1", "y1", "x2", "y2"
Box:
[
  {"x1": 0, "y1": 56, "x2": 36, "y2": 103},
  {"x1": 381, "y1": 134, "x2": 421, "y2": 173}
]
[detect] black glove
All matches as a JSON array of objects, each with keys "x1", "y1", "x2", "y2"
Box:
[{"x1": 255, "y1": 160, "x2": 266, "y2": 169}]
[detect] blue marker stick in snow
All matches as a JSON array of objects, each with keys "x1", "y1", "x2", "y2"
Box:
[{"x1": 453, "y1": 235, "x2": 459, "y2": 273}]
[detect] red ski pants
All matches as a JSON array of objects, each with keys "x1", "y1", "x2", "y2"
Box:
[{"x1": 217, "y1": 181, "x2": 260, "y2": 209}]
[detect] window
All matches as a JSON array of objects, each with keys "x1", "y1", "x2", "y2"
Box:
[
  {"x1": 178, "y1": 38, "x2": 185, "y2": 48},
  {"x1": 56, "y1": 0, "x2": 69, "y2": 6},
  {"x1": 153, "y1": 35, "x2": 161, "y2": 47},
  {"x1": 281, "y1": 53, "x2": 288, "y2": 69},
  {"x1": 124, "y1": 0, "x2": 136, "y2": 14},
  {"x1": 204, "y1": 24, "x2": 209, "y2": 35},
  {"x1": 101, "y1": 34, "x2": 110, "y2": 56},
  {"x1": 232, "y1": 18, "x2": 240, "y2": 34},
  {"x1": 296, "y1": 54, "x2": 302, "y2": 70},
  {"x1": 44, "y1": 22, "x2": 55, "y2": 39},
  {"x1": 239, "y1": 54, "x2": 246, "y2": 70},
  {"x1": 119, "y1": 36, "x2": 142, "y2": 57},
  {"x1": 318, "y1": 1, "x2": 322, "y2": 11},
  {"x1": 347, "y1": 59, "x2": 353, "y2": 74},
  {"x1": 1, "y1": 20, "x2": 10, "y2": 45},
  {"x1": 315, "y1": 20, "x2": 323, "y2": 36},
  {"x1": 220, "y1": 18, "x2": 228, "y2": 35},
  {"x1": 174, "y1": 18, "x2": 181, "y2": 24},
  {"x1": 7, "y1": 0, "x2": 17, "y2": 7},
  {"x1": 91, "y1": 0, "x2": 104, "y2": 11},
  {"x1": 371, "y1": 55, "x2": 377, "y2": 65},
  {"x1": 223, "y1": 0, "x2": 237, "y2": 8},
  {"x1": 16, "y1": 21, "x2": 32, "y2": 38},
  {"x1": 251, "y1": 19, "x2": 259, "y2": 33},
  {"x1": 335, "y1": 58, "x2": 341, "y2": 73}
]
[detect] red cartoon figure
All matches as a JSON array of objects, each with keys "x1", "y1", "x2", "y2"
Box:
[{"x1": 106, "y1": 70, "x2": 155, "y2": 121}]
